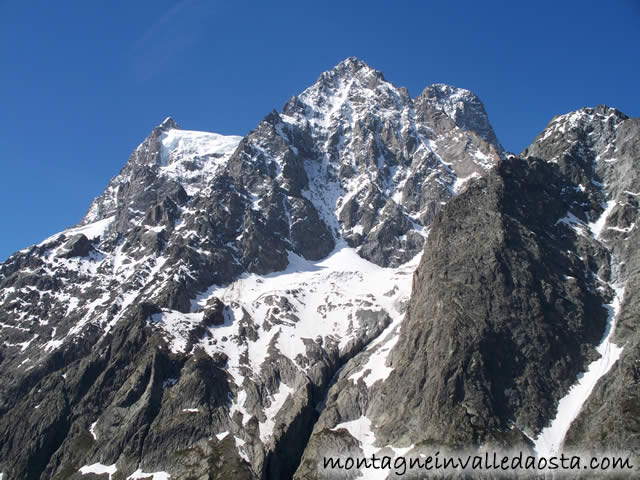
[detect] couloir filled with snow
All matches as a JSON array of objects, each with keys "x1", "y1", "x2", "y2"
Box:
[{"x1": 533, "y1": 195, "x2": 626, "y2": 457}]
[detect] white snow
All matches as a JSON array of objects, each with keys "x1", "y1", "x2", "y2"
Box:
[
  {"x1": 331, "y1": 415, "x2": 414, "y2": 480},
  {"x1": 332, "y1": 416, "x2": 378, "y2": 457},
  {"x1": 89, "y1": 421, "x2": 98, "y2": 440},
  {"x1": 555, "y1": 211, "x2": 588, "y2": 237},
  {"x1": 259, "y1": 382, "x2": 294, "y2": 443},
  {"x1": 453, "y1": 172, "x2": 480, "y2": 193},
  {"x1": 197, "y1": 241, "x2": 415, "y2": 360},
  {"x1": 472, "y1": 149, "x2": 493, "y2": 166},
  {"x1": 216, "y1": 431, "x2": 229, "y2": 441},
  {"x1": 43, "y1": 327, "x2": 64, "y2": 352},
  {"x1": 234, "y1": 436, "x2": 249, "y2": 461},
  {"x1": 79, "y1": 463, "x2": 117, "y2": 479},
  {"x1": 607, "y1": 223, "x2": 635, "y2": 234},
  {"x1": 534, "y1": 197, "x2": 626, "y2": 457},
  {"x1": 150, "y1": 310, "x2": 201, "y2": 354},
  {"x1": 160, "y1": 129, "x2": 241, "y2": 166},
  {"x1": 229, "y1": 389, "x2": 249, "y2": 423},
  {"x1": 588, "y1": 200, "x2": 616, "y2": 238},
  {"x1": 534, "y1": 284, "x2": 624, "y2": 457},
  {"x1": 14, "y1": 334, "x2": 39, "y2": 352},
  {"x1": 150, "y1": 242, "x2": 419, "y2": 430},
  {"x1": 127, "y1": 469, "x2": 170, "y2": 480},
  {"x1": 351, "y1": 224, "x2": 364, "y2": 235},
  {"x1": 158, "y1": 129, "x2": 242, "y2": 193},
  {"x1": 182, "y1": 408, "x2": 199, "y2": 413},
  {"x1": 40, "y1": 216, "x2": 115, "y2": 246},
  {"x1": 348, "y1": 331, "x2": 400, "y2": 387},
  {"x1": 69, "y1": 216, "x2": 115, "y2": 241}
]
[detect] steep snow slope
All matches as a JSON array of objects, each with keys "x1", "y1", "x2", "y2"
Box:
[{"x1": 148, "y1": 242, "x2": 419, "y2": 457}]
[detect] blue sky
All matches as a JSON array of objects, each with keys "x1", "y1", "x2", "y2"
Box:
[{"x1": 1, "y1": 0, "x2": 639, "y2": 261}]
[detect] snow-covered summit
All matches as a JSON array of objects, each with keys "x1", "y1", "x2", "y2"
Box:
[
  {"x1": 158, "y1": 128, "x2": 242, "y2": 193},
  {"x1": 79, "y1": 118, "x2": 242, "y2": 227}
]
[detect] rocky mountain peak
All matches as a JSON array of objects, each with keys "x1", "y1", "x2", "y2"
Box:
[
  {"x1": 323, "y1": 56, "x2": 385, "y2": 82},
  {"x1": 522, "y1": 105, "x2": 634, "y2": 205},
  {"x1": 525, "y1": 105, "x2": 628, "y2": 156},
  {"x1": 282, "y1": 57, "x2": 403, "y2": 126},
  {"x1": 157, "y1": 116, "x2": 180, "y2": 132},
  {"x1": 418, "y1": 83, "x2": 504, "y2": 151},
  {"x1": 78, "y1": 116, "x2": 241, "y2": 230},
  {"x1": 270, "y1": 58, "x2": 504, "y2": 266}
]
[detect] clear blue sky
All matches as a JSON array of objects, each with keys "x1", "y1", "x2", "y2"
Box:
[{"x1": 1, "y1": 0, "x2": 639, "y2": 261}]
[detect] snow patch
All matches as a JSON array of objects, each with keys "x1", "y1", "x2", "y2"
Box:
[
  {"x1": 260, "y1": 382, "x2": 294, "y2": 443},
  {"x1": 331, "y1": 416, "x2": 415, "y2": 480},
  {"x1": 41, "y1": 216, "x2": 114, "y2": 246},
  {"x1": 349, "y1": 331, "x2": 400, "y2": 387},
  {"x1": 160, "y1": 129, "x2": 241, "y2": 166},
  {"x1": 158, "y1": 129, "x2": 242, "y2": 192},
  {"x1": 89, "y1": 421, "x2": 98, "y2": 440},
  {"x1": 453, "y1": 172, "x2": 480, "y2": 194},
  {"x1": 79, "y1": 463, "x2": 117, "y2": 479},
  {"x1": 332, "y1": 416, "x2": 378, "y2": 457},
  {"x1": 127, "y1": 469, "x2": 171, "y2": 480},
  {"x1": 555, "y1": 211, "x2": 588, "y2": 237},
  {"x1": 68, "y1": 216, "x2": 115, "y2": 241},
  {"x1": 589, "y1": 200, "x2": 617, "y2": 238},
  {"x1": 234, "y1": 436, "x2": 249, "y2": 461}
]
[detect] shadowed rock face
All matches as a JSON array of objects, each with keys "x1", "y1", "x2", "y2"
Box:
[
  {"x1": 0, "y1": 59, "x2": 638, "y2": 480},
  {"x1": 60, "y1": 234, "x2": 95, "y2": 259},
  {"x1": 372, "y1": 158, "x2": 608, "y2": 444}
]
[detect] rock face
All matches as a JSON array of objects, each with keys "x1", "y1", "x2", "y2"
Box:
[
  {"x1": 0, "y1": 59, "x2": 638, "y2": 480},
  {"x1": 523, "y1": 107, "x2": 640, "y2": 462},
  {"x1": 312, "y1": 158, "x2": 608, "y2": 448},
  {"x1": 295, "y1": 105, "x2": 640, "y2": 479}
]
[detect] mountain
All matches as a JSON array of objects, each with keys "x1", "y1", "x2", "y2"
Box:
[
  {"x1": 296, "y1": 105, "x2": 640, "y2": 478},
  {"x1": 0, "y1": 59, "x2": 637, "y2": 480}
]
